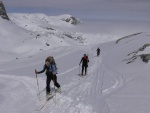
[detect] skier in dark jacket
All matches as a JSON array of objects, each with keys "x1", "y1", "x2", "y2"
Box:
[
  {"x1": 35, "y1": 59, "x2": 61, "y2": 95},
  {"x1": 96, "y1": 47, "x2": 100, "y2": 56},
  {"x1": 79, "y1": 54, "x2": 89, "y2": 75}
]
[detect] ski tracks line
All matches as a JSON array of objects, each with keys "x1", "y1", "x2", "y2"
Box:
[
  {"x1": 0, "y1": 46, "x2": 80, "y2": 72},
  {"x1": 101, "y1": 64, "x2": 125, "y2": 96}
]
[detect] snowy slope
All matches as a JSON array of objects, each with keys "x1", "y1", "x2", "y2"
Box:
[
  {"x1": 103, "y1": 32, "x2": 150, "y2": 113},
  {"x1": 0, "y1": 14, "x2": 83, "y2": 62},
  {"x1": 1, "y1": 12, "x2": 150, "y2": 113},
  {"x1": 0, "y1": 13, "x2": 118, "y2": 62},
  {"x1": 9, "y1": 13, "x2": 84, "y2": 44},
  {"x1": 9, "y1": 13, "x2": 118, "y2": 45},
  {"x1": 0, "y1": 17, "x2": 36, "y2": 61},
  {"x1": 1, "y1": 29, "x2": 150, "y2": 113}
]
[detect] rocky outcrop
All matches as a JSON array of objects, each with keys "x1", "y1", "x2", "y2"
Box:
[
  {"x1": 63, "y1": 32, "x2": 83, "y2": 43},
  {"x1": 139, "y1": 44, "x2": 150, "y2": 51},
  {"x1": 0, "y1": 1, "x2": 10, "y2": 20},
  {"x1": 61, "y1": 16, "x2": 80, "y2": 25},
  {"x1": 139, "y1": 44, "x2": 150, "y2": 63},
  {"x1": 140, "y1": 54, "x2": 150, "y2": 63},
  {"x1": 123, "y1": 43, "x2": 150, "y2": 64}
]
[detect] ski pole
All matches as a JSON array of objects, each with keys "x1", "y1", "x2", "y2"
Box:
[
  {"x1": 35, "y1": 69, "x2": 40, "y2": 100},
  {"x1": 53, "y1": 76, "x2": 57, "y2": 104},
  {"x1": 87, "y1": 67, "x2": 88, "y2": 75},
  {"x1": 79, "y1": 64, "x2": 81, "y2": 75}
]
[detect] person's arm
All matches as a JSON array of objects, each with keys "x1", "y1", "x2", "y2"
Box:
[
  {"x1": 79, "y1": 58, "x2": 83, "y2": 65},
  {"x1": 35, "y1": 65, "x2": 46, "y2": 74},
  {"x1": 87, "y1": 57, "x2": 89, "y2": 62}
]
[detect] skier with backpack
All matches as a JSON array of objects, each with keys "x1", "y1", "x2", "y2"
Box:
[
  {"x1": 35, "y1": 56, "x2": 61, "y2": 96},
  {"x1": 79, "y1": 54, "x2": 89, "y2": 75}
]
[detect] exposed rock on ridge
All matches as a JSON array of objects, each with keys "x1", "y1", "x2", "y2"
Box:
[{"x1": 0, "y1": 1, "x2": 10, "y2": 20}]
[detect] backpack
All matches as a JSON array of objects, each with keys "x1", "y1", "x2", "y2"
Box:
[
  {"x1": 46, "y1": 56, "x2": 58, "y2": 73},
  {"x1": 46, "y1": 56, "x2": 55, "y2": 64}
]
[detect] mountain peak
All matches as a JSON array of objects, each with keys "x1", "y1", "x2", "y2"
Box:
[{"x1": 0, "y1": 1, "x2": 10, "y2": 20}]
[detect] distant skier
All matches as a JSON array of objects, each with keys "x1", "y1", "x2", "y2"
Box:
[
  {"x1": 35, "y1": 57, "x2": 61, "y2": 96},
  {"x1": 96, "y1": 47, "x2": 100, "y2": 56},
  {"x1": 79, "y1": 54, "x2": 89, "y2": 75}
]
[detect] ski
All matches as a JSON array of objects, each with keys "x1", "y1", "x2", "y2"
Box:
[
  {"x1": 37, "y1": 87, "x2": 46, "y2": 96},
  {"x1": 35, "y1": 88, "x2": 62, "y2": 111},
  {"x1": 36, "y1": 94, "x2": 55, "y2": 111},
  {"x1": 77, "y1": 74, "x2": 85, "y2": 77}
]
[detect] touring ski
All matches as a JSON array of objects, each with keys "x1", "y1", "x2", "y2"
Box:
[
  {"x1": 77, "y1": 74, "x2": 85, "y2": 77},
  {"x1": 36, "y1": 93, "x2": 55, "y2": 111},
  {"x1": 37, "y1": 87, "x2": 46, "y2": 96}
]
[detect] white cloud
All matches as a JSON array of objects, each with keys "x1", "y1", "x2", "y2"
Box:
[{"x1": 2, "y1": 0, "x2": 150, "y2": 20}]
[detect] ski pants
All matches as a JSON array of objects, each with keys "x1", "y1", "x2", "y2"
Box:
[
  {"x1": 97, "y1": 52, "x2": 100, "y2": 56},
  {"x1": 82, "y1": 65, "x2": 87, "y2": 75},
  {"x1": 46, "y1": 72, "x2": 60, "y2": 93}
]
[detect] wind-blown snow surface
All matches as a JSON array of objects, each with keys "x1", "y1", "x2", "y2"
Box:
[
  {"x1": 0, "y1": 13, "x2": 118, "y2": 61},
  {"x1": 1, "y1": 14, "x2": 150, "y2": 113}
]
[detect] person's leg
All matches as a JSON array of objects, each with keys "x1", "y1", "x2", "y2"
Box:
[
  {"x1": 85, "y1": 66, "x2": 87, "y2": 75},
  {"x1": 53, "y1": 74, "x2": 60, "y2": 88},
  {"x1": 82, "y1": 65, "x2": 84, "y2": 75},
  {"x1": 46, "y1": 75, "x2": 51, "y2": 94},
  {"x1": 97, "y1": 52, "x2": 99, "y2": 56}
]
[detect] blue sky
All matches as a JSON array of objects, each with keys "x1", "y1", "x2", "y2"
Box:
[{"x1": 2, "y1": 0, "x2": 150, "y2": 20}]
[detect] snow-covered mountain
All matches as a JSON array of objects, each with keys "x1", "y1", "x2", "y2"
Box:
[
  {"x1": 0, "y1": 13, "x2": 83, "y2": 61},
  {"x1": 9, "y1": 13, "x2": 84, "y2": 45},
  {"x1": 1, "y1": 2, "x2": 150, "y2": 113},
  {"x1": 8, "y1": 13, "x2": 117, "y2": 46},
  {"x1": 1, "y1": 27, "x2": 150, "y2": 113},
  {"x1": 0, "y1": 11, "x2": 118, "y2": 62},
  {"x1": 102, "y1": 32, "x2": 150, "y2": 113}
]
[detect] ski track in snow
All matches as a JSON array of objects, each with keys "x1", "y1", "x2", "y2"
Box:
[
  {"x1": 0, "y1": 46, "x2": 80, "y2": 72},
  {"x1": 0, "y1": 45, "x2": 126, "y2": 113},
  {"x1": 48, "y1": 46, "x2": 125, "y2": 113}
]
